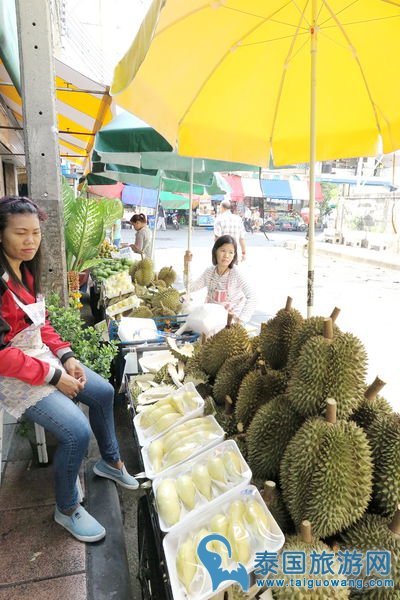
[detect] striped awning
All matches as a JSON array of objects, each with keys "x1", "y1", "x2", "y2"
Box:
[{"x1": 0, "y1": 58, "x2": 113, "y2": 167}]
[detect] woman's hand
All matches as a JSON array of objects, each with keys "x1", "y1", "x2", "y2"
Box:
[
  {"x1": 56, "y1": 372, "x2": 85, "y2": 399},
  {"x1": 64, "y1": 357, "x2": 87, "y2": 384}
]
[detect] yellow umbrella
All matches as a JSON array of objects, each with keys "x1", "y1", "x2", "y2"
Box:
[{"x1": 111, "y1": 0, "x2": 400, "y2": 314}]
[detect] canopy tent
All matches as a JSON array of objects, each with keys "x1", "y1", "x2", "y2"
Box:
[
  {"x1": 110, "y1": 0, "x2": 400, "y2": 314},
  {"x1": 88, "y1": 181, "x2": 124, "y2": 199},
  {"x1": 0, "y1": 0, "x2": 113, "y2": 169},
  {"x1": 121, "y1": 184, "x2": 198, "y2": 210}
]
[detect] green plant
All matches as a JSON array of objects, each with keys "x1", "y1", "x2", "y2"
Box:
[
  {"x1": 62, "y1": 179, "x2": 123, "y2": 272},
  {"x1": 47, "y1": 293, "x2": 118, "y2": 379}
]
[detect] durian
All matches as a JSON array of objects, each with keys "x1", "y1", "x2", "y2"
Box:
[
  {"x1": 212, "y1": 352, "x2": 255, "y2": 406},
  {"x1": 234, "y1": 368, "x2": 287, "y2": 433},
  {"x1": 153, "y1": 363, "x2": 175, "y2": 385},
  {"x1": 247, "y1": 394, "x2": 304, "y2": 481},
  {"x1": 262, "y1": 480, "x2": 295, "y2": 535},
  {"x1": 368, "y1": 412, "x2": 400, "y2": 519},
  {"x1": 130, "y1": 305, "x2": 153, "y2": 318},
  {"x1": 287, "y1": 319, "x2": 367, "y2": 419},
  {"x1": 165, "y1": 337, "x2": 194, "y2": 363},
  {"x1": 200, "y1": 323, "x2": 251, "y2": 377},
  {"x1": 207, "y1": 456, "x2": 226, "y2": 483},
  {"x1": 280, "y1": 399, "x2": 373, "y2": 538},
  {"x1": 134, "y1": 258, "x2": 154, "y2": 287},
  {"x1": 152, "y1": 288, "x2": 181, "y2": 313},
  {"x1": 352, "y1": 376, "x2": 392, "y2": 432},
  {"x1": 192, "y1": 464, "x2": 212, "y2": 500},
  {"x1": 176, "y1": 538, "x2": 197, "y2": 592},
  {"x1": 227, "y1": 502, "x2": 251, "y2": 564},
  {"x1": 158, "y1": 266, "x2": 177, "y2": 287},
  {"x1": 152, "y1": 303, "x2": 176, "y2": 317},
  {"x1": 340, "y1": 508, "x2": 400, "y2": 599},
  {"x1": 215, "y1": 396, "x2": 238, "y2": 437},
  {"x1": 259, "y1": 296, "x2": 304, "y2": 370},
  {"x1": 210, "y1": 513, "x2": 230, "y2": 567},
  {"x1": 286, "y1": 306, "x2": 341, "y2": 373},
  {"x1": 153, "y1": 278, "x2": 167, "y2": 289},
  {"x1": 271, "y1": 520, "x2": 349, "y2": 598},
  {"x1": 176, "y1": 474, "x2": 197, "y2": 510}
]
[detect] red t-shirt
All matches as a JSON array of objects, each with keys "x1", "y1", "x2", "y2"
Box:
[{"x1": 0, "y1": 268, "x2": 71, "y2": 385}]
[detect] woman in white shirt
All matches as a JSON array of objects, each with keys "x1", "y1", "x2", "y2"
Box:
[
  {"x1": 129, "y1": 213, "x2": 152, "y2": 258},
  {"x1": 191, "y1": 235, "x2": 256, "y2": 323}
]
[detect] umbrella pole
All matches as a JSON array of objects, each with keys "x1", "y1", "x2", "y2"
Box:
[
  {"x1": 307, "y1": 0, "x2": 318, "y2": 317},
  {"x1": 151, "y1": 174, "x2": 162, "y2": 261},
  {"x1": 184, "y1": 158, "x2": 194, "y2": 293}
]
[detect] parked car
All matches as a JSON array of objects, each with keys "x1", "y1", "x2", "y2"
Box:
[{"x1": 274, "y1": 216, "x2": 307, "y2": 232}]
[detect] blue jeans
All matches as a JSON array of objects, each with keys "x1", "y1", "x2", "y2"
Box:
[{"x1": 24, "y1": 366, "x2": 120, "y2": 512}]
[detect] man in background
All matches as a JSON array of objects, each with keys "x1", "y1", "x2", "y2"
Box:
[
  {"x1": 214, "y1": 199, "x2": 246, "y2": 260},
  {"x1": 157, "y1": 204, "x2": 167, "y2": 230}
]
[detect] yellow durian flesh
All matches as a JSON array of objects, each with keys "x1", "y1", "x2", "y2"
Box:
[
  {"x1": 156, "y1": 479, "x2": 181, "y2": 526},
  {"x1": 176, "y1": 538, "x2": 197, "y2": 592},
  {"x1": 170, "y1": 396, "x2": 185, "y2": 415},
  {"x1": 141, "y1": 404, "x2": 178, "y2": 429},
  {"x1": 164, "y1": 442, "x2": 198, "y2": 467},
  {"x1": 207, "y1": 456, "x2": 226, "y2": 483},
  {"x1": 227, "y1": 516, "x2": 251, "y2": 565},
  {"x1": 245, "y1": 500, "x2": 272, "y2": 538},
  {"x1": 148, "y1": 439, "x2": 164, "y2": 473},
  {"x1": 165, "y1": 428, "x2": 217, "y2": 455},
  {"x1": 176, "y1": 474, "x2": 197, "y2": 510},
  {"x1": 228, "y1": 500, "x2": 246, "y2": 520},
  {"x1": 210, "y1": 513, "x2": 229, "y2": 537},
  {"x1": 194, "y1": 527, "x2": 210, "y2": 561},
  {"x1": 222, "y1": 450, "x2": 243, "y2": 480},
  {"x1": 153, "y1": 412, "x2": 181, "y2": 434},
  {"x1": 192, "y1": 464, "x2": 212, "y2": 500}
]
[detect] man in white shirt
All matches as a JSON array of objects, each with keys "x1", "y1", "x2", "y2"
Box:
[{"x1": 214, "y1": 200, "x2": 247, "y2": 260}]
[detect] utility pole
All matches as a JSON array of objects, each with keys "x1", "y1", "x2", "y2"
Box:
[{"x1": 15, "y1": 0, "x2": 68, "y2": 302}]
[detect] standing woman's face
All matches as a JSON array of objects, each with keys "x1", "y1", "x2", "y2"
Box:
[{"x1": 0, "y1": 213, "x2": 41, "y2": 263}]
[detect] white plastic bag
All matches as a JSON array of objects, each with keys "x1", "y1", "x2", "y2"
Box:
[
  {"x1": 175, "y1": 303, "x2": 228, "y2": 337},
  {"x1": 117, "y1": 317, "x2": 158, "y2": 342}
]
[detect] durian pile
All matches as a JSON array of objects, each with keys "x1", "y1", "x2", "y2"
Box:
[{"x1": 141, "y1": 295, "x2": 399, "y2": 598}]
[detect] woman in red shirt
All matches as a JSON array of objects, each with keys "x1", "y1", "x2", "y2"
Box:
[{"x1": 0, "y1": 196, "x2": 138, "y2": 543}]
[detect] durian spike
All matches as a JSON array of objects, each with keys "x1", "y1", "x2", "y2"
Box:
[
  {"x1": 300, "y1": 520, "x2": 313, "y2": 543},
  {"x1": 323, "y1": 317, "x2": 334, "y2": 340},
  {"x1": 330, "y1": 306, "x2": 341, "y2": 322},
  {"x1": 224, "y1": 395, "x2": 234, "y2": 416},
  {"x1": 262, "y1": 480, "x2": 277, "y2": 504},
  {"x1": 388, "y1": 505, "x2": 400, "y2": 536},
  {"x1": 364, "y1": 376, "x2": 386, "y2": 400},
  {"x1": 285, "y1": 296, "x2": 293, "y2": 311},
  {"x1": 201, "y1": 333, "x2": 207, "y2": 345},
  {"x1": 326, "y1": 398, "x2": 337, "y2": 424}
]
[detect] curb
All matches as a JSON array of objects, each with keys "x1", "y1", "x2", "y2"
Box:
[{"x1": 85, "y1": 459, "x2": 133, "y2": 600}]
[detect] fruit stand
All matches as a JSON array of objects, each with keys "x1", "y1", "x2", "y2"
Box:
[{"x1": 124, "y1": 297, "x2": 399, "y2": 600}]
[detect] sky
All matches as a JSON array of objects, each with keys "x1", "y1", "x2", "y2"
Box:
[{"x1": 60, "y1": 0, "x2": 152, "y2": 85}]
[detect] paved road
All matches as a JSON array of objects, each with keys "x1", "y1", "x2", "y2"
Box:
[{"x1": 122, "y1": 226, "x2": 400, "y2": 410}]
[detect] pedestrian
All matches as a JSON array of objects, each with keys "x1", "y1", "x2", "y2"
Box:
[
  {"x1": 214, "y1": 199, "x2": 247, "y2": 260},
  {"x1": 129, "y1": 213, "x2": 152, "y2": 258},
  {"x1": 112, "y1": 218, "x2": 122, "y2": 248},
  {"x1": 0, "y1": 196, "x2": 139, "y2": 543},
  {"x1": 157, "y1": 204, "x2": 166, "y2": 231},
  {"x1": 191, "y1": 235, "x2": 256, "y2": 323}
]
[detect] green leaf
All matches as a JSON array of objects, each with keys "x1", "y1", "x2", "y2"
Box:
[
  {"x1": 79, "y1": 258, "x2": 103, "y2": 271},
  {"x1": 65, "y1": 197, "x2": 105, "y2": 271},
  {"x1": 62, "y1": 177, "x2": 76, "y2": 224},
  {"x1": 99, "y1": 197, "x2": 124, "y2": 229}
]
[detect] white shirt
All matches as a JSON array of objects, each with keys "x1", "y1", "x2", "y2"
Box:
[
  {"x1": 214, "y1": 211, "x2": 245, "y2": 245},
  {"x1": 191, "y1": 265, "x2": 256, "y2": 323}
]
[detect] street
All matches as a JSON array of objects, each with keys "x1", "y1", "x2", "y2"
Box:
[{"x1": 122, "y1": 226, "x2": 400, "y2": 410}]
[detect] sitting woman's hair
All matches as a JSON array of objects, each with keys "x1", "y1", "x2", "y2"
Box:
[
  {"x1": 212, "y1": 235, "x2": 238, "y2": 268},
  {"x1": 130, "y1": 213, "x2": 147, "y2": 224},
  {"x1": 0, "y1": 196, "x2": 47, "y2": 294}
]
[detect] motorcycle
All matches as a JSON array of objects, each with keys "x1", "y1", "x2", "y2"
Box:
[{"x1": 167, "y1": 212, "x2": 180, "y2": 230}]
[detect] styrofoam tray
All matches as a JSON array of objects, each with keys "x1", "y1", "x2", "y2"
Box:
[
  {"x1": 133, "y1": 382, "x2": 204, "y2": 446},
  {"x1": 153, "y1": 439, "x2": 252, "y2": 533},
  {"x1": 163, "y1": 485, "x2": 285, "y2": 600},
  {"x1": 141, "y1": 415, "x2": 225, "y2": 480},
  {"x1": 139, "y1": 350, "x2": 177, "y2": 373}
]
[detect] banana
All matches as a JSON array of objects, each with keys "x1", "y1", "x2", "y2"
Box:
[
  {"x1": 156, "y1": 479, "x2": 181, "y2": 526},
  {"x1": 192, "y1": 464, "x2": 212, "y2": 500},
  {"x1": 176, "y1": 474, "x2": 197, "y2": 510},
  {"x1": 207, "y1": 456, "x2": 226, "y2": 483},
  {"x1": 176, "y1": 538, "x2": 197, "y2": 592}
]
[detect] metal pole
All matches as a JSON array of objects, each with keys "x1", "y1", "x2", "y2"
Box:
[
  {"x1": 15, "y1": 0, "x2": 68, "y2": 303},
  {"x1": 184, "y1": 158, "x2": 194, "y2": 294},
  {"x1": 307, "y1": 0, "x2": 318, "y2": 317},
  {"x1": 150, "y1": 174, "x2": 162, "y2": 261}
]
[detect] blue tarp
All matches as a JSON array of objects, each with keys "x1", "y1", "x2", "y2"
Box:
[
  {"x1": 260, "y1": 179, "x2": 292, "y2": 200},
  {"x1": 122, "y1": 184, "x2": 158, "y2": 208}
]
